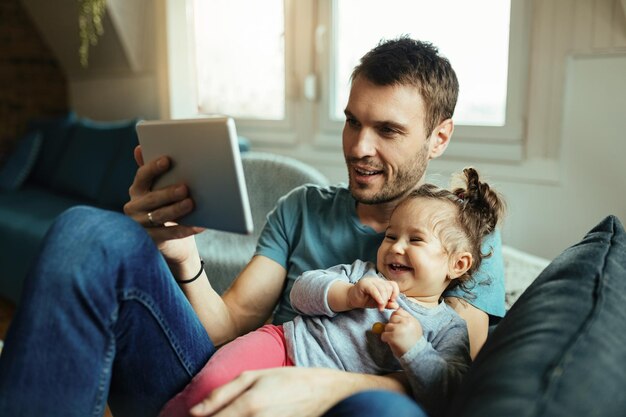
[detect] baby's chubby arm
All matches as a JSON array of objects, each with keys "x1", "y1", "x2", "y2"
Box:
[
  {"x1": 290, "y1": 261, "x2": 399, "y2": 316},
  {"x1": 328, "y1": 276, "x2": 400, "y2": 313}
]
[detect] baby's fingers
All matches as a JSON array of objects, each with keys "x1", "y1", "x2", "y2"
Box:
[
  {"x1": 389, "y1": 281, "x2": 400, "y2": 303},
  {"x1": 366, "y1": 286, "x2": 389, "y2": 311}
]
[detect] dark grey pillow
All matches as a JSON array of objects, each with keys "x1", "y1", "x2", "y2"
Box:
[{"x1": 446, "y1": 215, "x2": 626, "y2": 417}]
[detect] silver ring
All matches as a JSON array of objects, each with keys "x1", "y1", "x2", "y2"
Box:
[{"x1": 147, "y1": 212, "x2": 157, "y2": 227}]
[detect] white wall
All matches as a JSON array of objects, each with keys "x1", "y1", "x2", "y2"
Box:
[
  {"x1": 474, "y1": 55, "x2": 626, "y2": 259},
  {"x1": 69, "y1": 74, "x2": 162, "y2": 121}
]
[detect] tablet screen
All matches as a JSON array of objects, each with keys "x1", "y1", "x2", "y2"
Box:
[{"x1": 136, "y1": 117, "x2": 253, "y2": 234}]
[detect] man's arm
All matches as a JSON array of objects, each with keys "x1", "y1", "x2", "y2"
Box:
[
  {"x1": 189, "y1": 367, "x2": 407, "y2": 417},
  {"x1": 445, "y1": 297, "x2": 489, "y2": 359},
  {"x1": 179, "y1": 255, "x2": 288, "y2": 347},
  {"x1": 123, "y1": 146, "x2": 289, "y2": 346}
]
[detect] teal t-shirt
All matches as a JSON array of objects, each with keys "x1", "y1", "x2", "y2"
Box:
[{"x1": 255, "y1": 184, "x2": 505, "y2": 324}]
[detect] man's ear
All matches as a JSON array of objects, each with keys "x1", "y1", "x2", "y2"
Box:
[
  {"x1": 428, "y1": 118, "x2": 454, "y2": 160},
  {"x1": 449, "y1": 252, "x2": 472, "y2": 279}
]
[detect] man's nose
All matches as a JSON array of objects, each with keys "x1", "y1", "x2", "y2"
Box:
[{"x1": 349, "y1": 128, "x2": 377, "y2": 159}]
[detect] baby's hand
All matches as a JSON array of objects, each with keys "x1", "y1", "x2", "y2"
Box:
[
  {"x1": 347, "y1": 277, "x2": 399, "y2": 311},
  {"x1": 380, "y1": 308, "x2": 423, "y2": 357}
]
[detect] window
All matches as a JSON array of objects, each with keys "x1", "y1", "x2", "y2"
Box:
[
  {"x1": 192, "y1": 0, "x2": 285, "y2": 120},
  {"x1": 166, "y1": 0, "x2": 529, "y2": 160},
  {"x1": 332, "y1": 0, "x2": 511, "y2": 127}
]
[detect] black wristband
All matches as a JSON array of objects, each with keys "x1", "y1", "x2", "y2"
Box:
[{"x1": 176, "y1": 259, "x2": 205, "y2": 284}]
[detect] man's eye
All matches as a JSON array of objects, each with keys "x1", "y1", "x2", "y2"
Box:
[
  {"x1": 379, "y1": 126, "x2": 398, "y2": 137},
  {"x1": 346, "y1": 117, "x2": 359, "y2": 127}
]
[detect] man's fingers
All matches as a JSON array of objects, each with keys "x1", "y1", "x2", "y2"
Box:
[
  {"x1": 142, "y1": 194, "x2": 193, "y2": 224},
  {"x1": 133, "y1": 145, "x2": 144, "y2": 167},
  {"x1": 129, "y1": 155, "x2": 170, "y2": 197},
  {"x1": 190, "y1": 372, "x2": 257, "y2": 416},
  {"x1": 125, "y1": 188, "x2": 192, "y2": 226},
  {"x1": 147, "y1": 223, "x2": 204, "y2": 242}
]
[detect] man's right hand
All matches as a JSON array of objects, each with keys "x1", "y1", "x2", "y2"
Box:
[
  {"x1": 188, "y1": 367, "x2": 407, "y2": 417},
  {"x1": 123, "y1": 145, "x2": 205, "y2": 267}
]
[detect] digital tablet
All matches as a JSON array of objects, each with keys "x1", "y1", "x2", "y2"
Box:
[{"x1": 136, "y1": 117, "x2": 253, "y2": 234}]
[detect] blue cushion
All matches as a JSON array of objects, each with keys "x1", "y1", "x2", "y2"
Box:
[
  {"x1": 28, "y1": 112, "x2": 77, "y2": 186},
  {"x1": 0, "y1": 131, "x2": 42, "y2": 191},
  {"x1": 96, "y1": 120, "x2": 140, "y2": 210},
  {"x1": 51, "y1": 118, "x2": 138, "y2": 202},
  {"x1": 0, "y1": 185, "x2": 87, "y2": 303},
  {"x1": 446, "y1": 215, "x2": 626, "y2": 417}
]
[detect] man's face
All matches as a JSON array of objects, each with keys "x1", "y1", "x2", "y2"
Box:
[{"x1": 342, "y1": 76, "x2": 433, "y2": 205}]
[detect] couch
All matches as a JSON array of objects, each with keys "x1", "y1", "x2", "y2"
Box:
[
  {"x1": 0, "y1": 112, "x2": 258, "y2": 305},
  {"x1": 0, "y1": 112, "x2": 141, "y2": 303},
  {"x1": 447, "y1": 214, "x2": 626, "y2": 417}
]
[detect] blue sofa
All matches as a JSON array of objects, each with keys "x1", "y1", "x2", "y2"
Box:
[
  {"x1": 0, "y1": 113, "x2": 141, "y2": 303},
  {"x1": 0, "y1": 113, "x2": 253, "y2": 304}
]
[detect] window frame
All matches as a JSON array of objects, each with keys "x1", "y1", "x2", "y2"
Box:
[
  {"x1": 166, "y1": 0, "x2": 532, "y2": 162},
  {"x1": 166, "y1": 0, "x2": 300, "y2": 144},
  {"x1": 313, "y1": 0, "x2": 532, "y2": 163}
]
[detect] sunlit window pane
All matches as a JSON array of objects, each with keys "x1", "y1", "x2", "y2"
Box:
[
  {"x1": 192, "y1": 0, "x2": 285, "y2": 119},
  {"x1": 334, "y1": 0, "x2": 510, "y2": 126}
]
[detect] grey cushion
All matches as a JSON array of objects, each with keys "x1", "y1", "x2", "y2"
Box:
[
  {"x1": 195, "y1": 152, "x2": 329, "y2": 294},
  {"x1": 446, "y1": 215, "x2": 626, "y2": 417}
]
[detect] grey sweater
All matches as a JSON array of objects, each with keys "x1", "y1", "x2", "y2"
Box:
[{"x1": 282, "y1": 260, "x2": 471, "y2": 415}]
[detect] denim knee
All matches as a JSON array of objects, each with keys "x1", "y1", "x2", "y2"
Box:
[
  {"x1": 52, "y1": 205, "x2": 148, "y2": 253},
  {"x1": 325, "y1": 390, "x2": 427, "y2": 417},
  {"x1": 28, "y1": 206, "x2": 157, "y2": 294}
]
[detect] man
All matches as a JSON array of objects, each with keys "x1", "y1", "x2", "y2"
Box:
[{"x1": 0, "y1": 37, "x2": 503, "y2": 417}]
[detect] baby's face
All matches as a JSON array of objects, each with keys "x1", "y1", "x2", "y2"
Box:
[{"x1": 376, "y1": 198, "x2": 454, "y2": 299}]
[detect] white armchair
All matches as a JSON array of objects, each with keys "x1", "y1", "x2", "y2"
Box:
[{"x1": 502, "y1": 245, "x2": 550, "y2": 309}]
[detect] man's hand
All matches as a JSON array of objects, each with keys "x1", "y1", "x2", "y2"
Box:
[
  {"x1": 380, "y1": 308, "x2": 423, "y2": 358},
  {"x1": 188, "y1": 367, "x2": 405, "y2": 417},
  {"x1": 123, "y1": 145, "x2": 204, "y2": 268},
  {"x1": 346, "y1": 277, "x2": 400, "y2": 311}
]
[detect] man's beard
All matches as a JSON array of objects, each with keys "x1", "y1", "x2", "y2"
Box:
[{"x1": 347, "y1": 143, "x2": 429, "y2": 205}]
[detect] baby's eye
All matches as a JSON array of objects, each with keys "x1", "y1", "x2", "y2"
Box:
[
  {"x1": 384, "y1": 234, "x2": 397, "y2": 241},
  {"x1": 409, "y1": 237, "x2": 423, "y2": 243}
]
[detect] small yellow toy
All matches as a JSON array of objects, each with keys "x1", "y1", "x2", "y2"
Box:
[{"x1": 371, "y1": 322, "x2": 385, "y2": 335}]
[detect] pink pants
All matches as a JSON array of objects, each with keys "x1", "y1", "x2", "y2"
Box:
[{"x1": 159, "y1": 324, "x2": 293, "y2": 417}]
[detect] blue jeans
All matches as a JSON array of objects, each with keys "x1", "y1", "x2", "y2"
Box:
[{"x1": 0, "y1": 206, "x2": 426, "y2": 417}]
